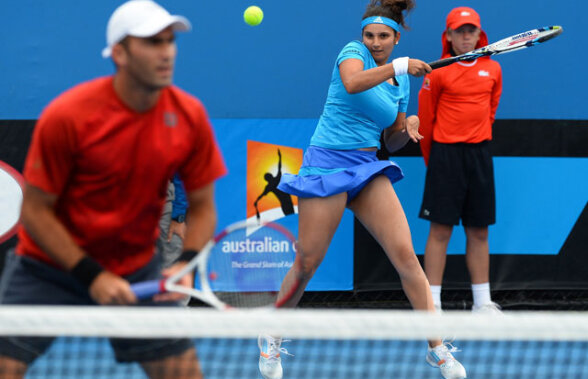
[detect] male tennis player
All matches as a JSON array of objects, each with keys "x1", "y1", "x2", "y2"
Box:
[
  {"x1": 0, "y1": 1, "x2": 226, "y2": 377},
  {"x1": 418, "y1": 7, "x2": 502, "y2": 314}
]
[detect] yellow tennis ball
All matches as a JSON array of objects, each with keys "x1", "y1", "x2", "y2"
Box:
[{"x1": 244, "y1": 5, "x2": 263, "y2": 26}]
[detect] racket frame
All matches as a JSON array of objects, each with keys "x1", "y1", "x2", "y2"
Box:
[
  {"x1": 429, "y1": 25, "x2": 563, "y2": 69},
  {"x1": 0, "y1": 161, "x2": 25, "y2": 243},
  {"x1": 132, "y1": 220, "x2": 297, "y2": 310}
]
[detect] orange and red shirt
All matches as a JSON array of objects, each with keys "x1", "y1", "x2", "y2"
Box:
[
  {"x1": 18, "y1": 76, "x2": 227, "y2": 275},
  {"x1": 418, "y1": 58, "x2": 502, "y2": 165}
]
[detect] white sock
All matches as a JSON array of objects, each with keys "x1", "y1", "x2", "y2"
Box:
[
  {"x1": 472, "y1": 282, "x2": 492, "y2": 307},
  {"x1": 430, "y1": 285, "x2": 442, "y2": 307}
]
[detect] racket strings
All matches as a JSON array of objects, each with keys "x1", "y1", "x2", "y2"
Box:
[{"x1": 205, "y1": 223, "x2": 297, "y2": 308}]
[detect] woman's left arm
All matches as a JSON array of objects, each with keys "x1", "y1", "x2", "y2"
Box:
[{"x1": 383, "y1": 113, "x2": 423, "y2": 153}]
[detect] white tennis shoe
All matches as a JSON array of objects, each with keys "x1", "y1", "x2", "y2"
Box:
[
  {"x1": 258, "y1": 335, "x2": 290, "y2": 379},
  {"x1": 426, "y1": 342, "x2": 467, "y2": 379},
  {"x1": 472, "y1": 301, "x2": 502, "y2": 314}
]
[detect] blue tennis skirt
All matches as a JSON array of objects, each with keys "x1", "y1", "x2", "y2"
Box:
[{"x1": 278, "y1": 146, "x2": 404, "y2": 202}]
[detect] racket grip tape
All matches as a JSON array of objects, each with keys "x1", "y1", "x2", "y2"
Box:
[
  {"x1": 176, "y1": 249, "x2": 199, "y2": 263},
  {"x1": 131, "y1": 280, "x2": 166, "y2": 299},
  {"x1": 428, "y1": 58, "x2": 453, "y2": 70}
]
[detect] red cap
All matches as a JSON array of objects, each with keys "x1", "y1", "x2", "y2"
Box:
[
  {"x1": 441, "y1": 7, "x2": 488, "y2": 59},
  {"x1": 446, "y1": 7, "x2": 481, "y2": 30}
]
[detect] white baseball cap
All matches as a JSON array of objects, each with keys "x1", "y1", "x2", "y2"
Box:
[{"x1": 102, "y1": 0, "x2": 191, "y2": 58}]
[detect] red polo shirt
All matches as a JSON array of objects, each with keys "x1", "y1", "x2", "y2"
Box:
[
  {"x1": 418, "y1": 58, "x2": 502, "y2": 165},
  {"x1": 18, "y1": 77, "x2": 227, "y2": 275}
]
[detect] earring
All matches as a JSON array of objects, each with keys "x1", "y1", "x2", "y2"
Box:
[{"x1": 395, "y1": 41, "x2": 399, "y2": 45}]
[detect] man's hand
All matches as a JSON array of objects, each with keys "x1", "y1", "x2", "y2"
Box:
[
  {"x1": 153, "y1": 262, "x2": 193, "y2": 303},
  {"x1": 167, "y1": 220, "x2": 186, "y2": 241},
  {"x1": 89, "y1": 271, "x2": 138, "y2": 305}
]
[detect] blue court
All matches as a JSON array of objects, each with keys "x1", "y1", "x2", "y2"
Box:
[{"x1": 27, "y1": 337, "x2": 588, "y2": 378}]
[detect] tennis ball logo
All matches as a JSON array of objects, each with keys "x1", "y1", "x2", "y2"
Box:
[{"x1": 244, "y1": 5, "x2": 263, "y2": 26}]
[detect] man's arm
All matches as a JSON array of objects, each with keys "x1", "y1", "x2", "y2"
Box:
[
  {"x1": 168, "y1": 174, "x2": 188, "y2": 241},
  {"x1": 490, "y1": 66, "x2": 503, "y2": 124},
  {"x1": 417, "y1": 73, "x2": 441, "y2": 166},
  {"x1": 155, "y1": 182, "x2": 217, "y2": 302},
  {"x1": 276, "y1": 149, "x2": 282, "y2": 180},
  {"x1": 183, "y1": 182, "x2": 217, "y2": 252},
  {"x1": 255, "y1": 185, "x2": 271, "y2": 204},
  {"x1": 21, "y1": 184, "x2": 137, "y2": 305},
  {"x1": 170, "y1": 173, "x2": 188, "y2": 222}
]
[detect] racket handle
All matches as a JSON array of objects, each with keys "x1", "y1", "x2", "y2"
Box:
[
  {"x1": 428, "y1": 58, "x2": 454, "y2": 70},
  {"x1": 131, "y1": 280, "x2": 166, "y2": 299}
]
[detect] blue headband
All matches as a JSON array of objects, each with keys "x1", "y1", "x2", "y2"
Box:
[{"x1": 361, "y1": 16, "x2": 400, "y2": 32}]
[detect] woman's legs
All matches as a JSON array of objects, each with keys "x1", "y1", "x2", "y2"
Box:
[
  {"x1": 276, "y1": 192, "x2": 347, "y2": 307},
  {"x1": 348, "y1": 176, "x2": 440, "y2": 346}
]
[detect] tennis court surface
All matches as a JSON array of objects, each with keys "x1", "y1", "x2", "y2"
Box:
[{"x1": 1, "y1": 306, "x2": 586, "y2": 378}]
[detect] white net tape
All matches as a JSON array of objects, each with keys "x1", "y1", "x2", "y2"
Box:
[{"x1": 1, "y1": 306, "x2": 587, "y2": 341}]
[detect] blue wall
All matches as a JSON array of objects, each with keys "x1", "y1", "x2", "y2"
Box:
[
  {"x1": 1, "y1": 1, "x2": 586, "y2": 290},
  {"x1": 0, "y1": 0, "x2": 583, "y2": 119},
  {"x1": 393, "y1": 156, "x2": 587, "y2": 256}
]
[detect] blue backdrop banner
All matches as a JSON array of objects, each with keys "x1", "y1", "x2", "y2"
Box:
[{"x1": 212, "y1": 119, "x2": 354, "y2": 291}]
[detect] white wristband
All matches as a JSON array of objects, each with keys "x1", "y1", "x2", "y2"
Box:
[{"x1": 392, "y1": 57, "x2": 409, "y2": 76}]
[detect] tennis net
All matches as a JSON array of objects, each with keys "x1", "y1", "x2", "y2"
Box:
[{"x1": 1, "y1": 306, "x2": 587, "y2": 378}]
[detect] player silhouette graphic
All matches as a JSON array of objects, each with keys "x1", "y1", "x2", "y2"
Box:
[{"x1": 254, "y1": 149, "x2": 294, "y2": 221}]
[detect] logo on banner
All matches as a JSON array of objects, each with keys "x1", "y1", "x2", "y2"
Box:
[
  {"x1": 206, "y1": 141, "x2": 303, "y2": 292},
  {"x1": 246, "y1": 140, "x2": 302, "y2": 224}
]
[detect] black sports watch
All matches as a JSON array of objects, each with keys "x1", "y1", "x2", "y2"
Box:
[{"x1": 172, "y1": 214, "x2": 185, "y2": 223}]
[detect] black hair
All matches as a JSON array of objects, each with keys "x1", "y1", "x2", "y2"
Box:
[{"x1": 363, "y1": 0, "x2": 416, "y2": 30}]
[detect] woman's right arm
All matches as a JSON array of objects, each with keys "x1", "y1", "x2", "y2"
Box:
[{"x1": 340, "y1": 58, "x2": 431, "y2": 94}]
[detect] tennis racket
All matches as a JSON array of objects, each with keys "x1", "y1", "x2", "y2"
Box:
[
  {"x1": 0, "y1": 161, "x2": 24, "y2": 244},
  {"x1": 429, "y1": 25, "x2": 563, "y2": 69},
  {"x1": 131, "y1": 220, "x2": 299, "y2": 309}
]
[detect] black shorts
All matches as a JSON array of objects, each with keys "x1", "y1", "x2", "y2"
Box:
[
  {"x1": 419, "y1": 141, "x2": 495, "y2": 227},
  {"x1": 0, "y1": 250, "x2": 193, "y2": 364}
]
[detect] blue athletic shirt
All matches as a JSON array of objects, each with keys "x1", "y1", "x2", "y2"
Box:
[
  {"x1": 170, "y1": 173, "x2": 187, "y2": 220},
  {"x1": 310, "y1": 40, "x2": 410, "y2": 150}
]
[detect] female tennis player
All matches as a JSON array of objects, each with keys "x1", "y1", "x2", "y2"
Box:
[{"x1": 257, "y1": 1, "x2": 466, "y2": 379}]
